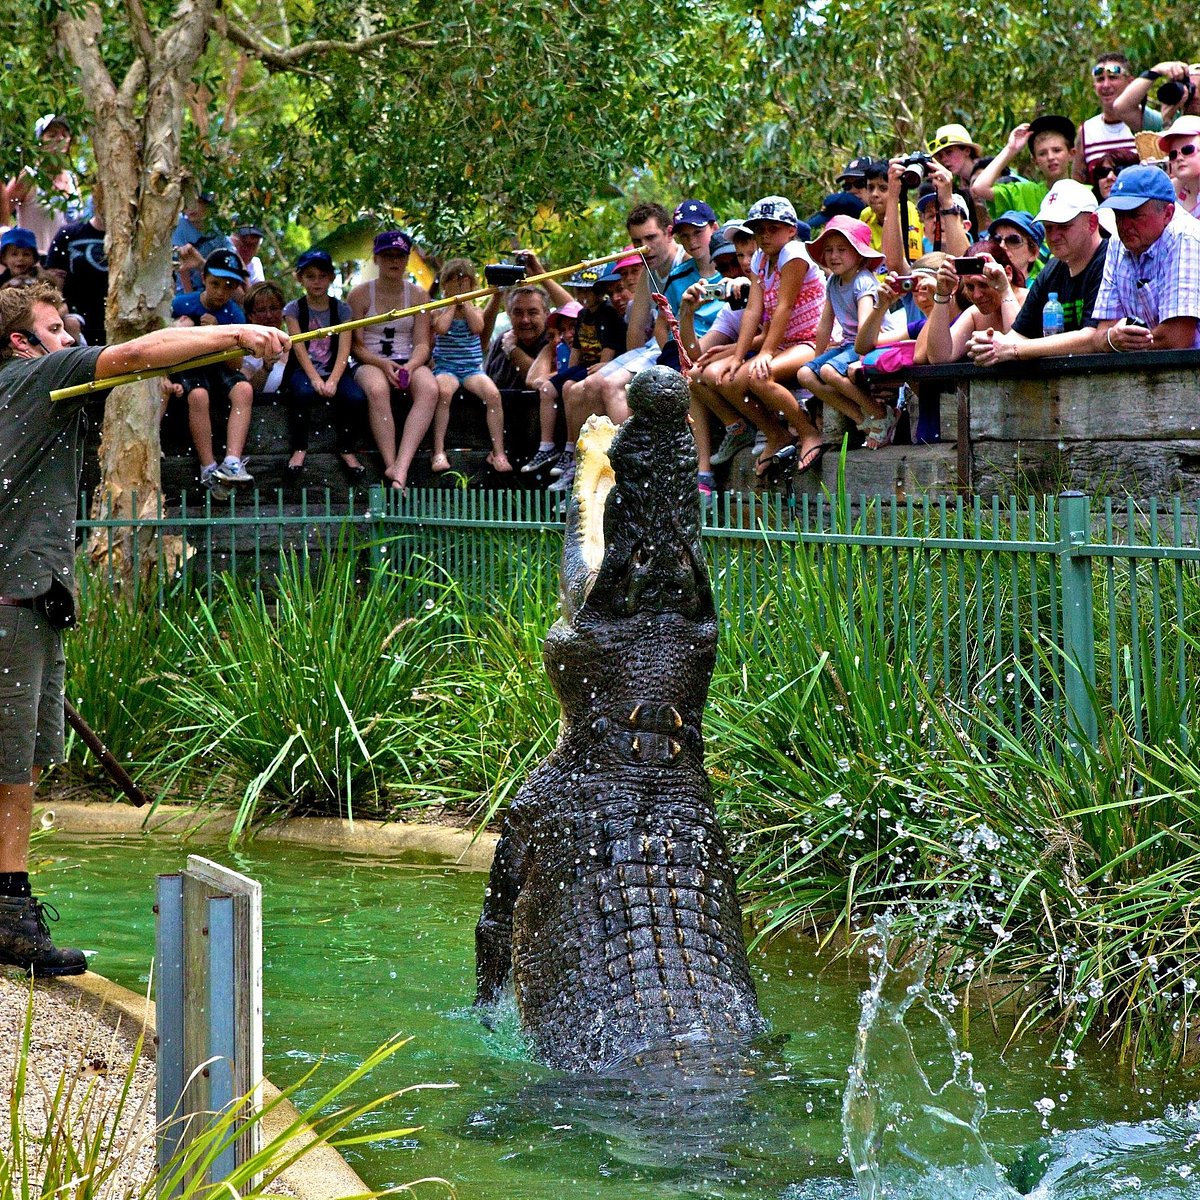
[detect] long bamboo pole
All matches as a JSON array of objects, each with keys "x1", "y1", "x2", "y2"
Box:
[{"x1": 49, "y1": 248, "x2": 648, "y2": 403}]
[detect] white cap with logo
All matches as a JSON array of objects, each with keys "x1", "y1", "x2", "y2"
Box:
[{"x1": 1036, "y1": 180, "x2": 1099, "y2": 224}]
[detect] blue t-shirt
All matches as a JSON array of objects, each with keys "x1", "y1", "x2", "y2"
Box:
[
  {"x1": 172, "y1": 216, "x2": 235, "y2": 293},
  {"x1": 172, "y1": 291, "x2": 245, "y2": 326},
  {"x1": 664, "y1": 258, "x2": 723, "y2": 339}
]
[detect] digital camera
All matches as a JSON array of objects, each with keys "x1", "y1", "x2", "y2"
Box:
[
  {"x1": 484, "y1": 262, "x2": 527, "y2": 287},
  {"x1": 900, "y1": 151, "x2": 935, "y2": 189},
  {"x1": 1157, "y1": 78, "x2": 1197, "y2": 107}
]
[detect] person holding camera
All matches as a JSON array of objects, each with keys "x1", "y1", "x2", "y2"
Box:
[
  {"x1": 883, "y1": 157, "x2": 972, "y2": 272},
  {"x1": 925, "y1": 241, "x2": 1024, "y2": 364},
  {"x1": 862, "y1": 159, "x2": 923, "y2": 263},
  {"x1": 1091, "y1": 165, "x2": 1200, "y2": 352},
  {"x1": 1075, "y1": 54, "x2": 1158, "y2": 181},
  {"x1": 1113, "y1": 61, "x2": 1200, "y2": 133},
  {"x1": 0, "y1": 280, "x2": 289, "y2": 976}
]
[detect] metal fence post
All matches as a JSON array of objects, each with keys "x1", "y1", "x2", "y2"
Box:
[
  {"x1": 367, "y1": 482, "x2": 386, "y2": 579},
  {"x1": 1058, "y1": 491, "x2": 1098, "y2": 750}
]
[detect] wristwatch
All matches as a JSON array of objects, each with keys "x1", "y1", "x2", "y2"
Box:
[
  {"x1": 939, "y1": 207, "x2": 961, "y2": 216},
  {"x1": 1141, "y1": 69, "x2": 1163, "y2": 81}
]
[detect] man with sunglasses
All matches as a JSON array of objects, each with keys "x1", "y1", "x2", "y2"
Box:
[
  {"x1": 1091, "y1": 165, "x2": 1200, "y2": 352},
  {"x1": 1075, "y1": 54, "x2": 1160, "y2": 181}
]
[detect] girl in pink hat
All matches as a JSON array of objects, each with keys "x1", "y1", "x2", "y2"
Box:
[
  {"x1": 796, "y1": 216, "x2": 901, "y2": 451},
  {"x1": 1160, "y1": 117, "x2": 1200, "y2": 218}
]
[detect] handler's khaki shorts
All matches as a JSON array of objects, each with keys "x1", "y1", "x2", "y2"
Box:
[{"x1": 0, "y1": 606, "x2": 65, "y2": 782}]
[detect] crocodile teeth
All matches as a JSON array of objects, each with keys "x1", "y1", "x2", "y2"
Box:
[
  {"x1": 668, "y1": 706, "x2": 683, "y2": 727},
  {"x1": 628, "y1": 703, "x2": 642, "y2": 726}
]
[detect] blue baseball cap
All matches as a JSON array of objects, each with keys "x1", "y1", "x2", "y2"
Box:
[
  {"x1": 595, "y1": 261, "x2": 621, "y2": 286},
  {"x1": 989, "y1": 209, "x2": 1045, "y2": 246},
  {"x1": 708, "y1": 233, "x2": 738, "y2": 261},
  {"x1": 806, "y1": 192, "x2": 865, "y2": 230},
  {"x1": 1100, "y1": 165, "x2": 1178, "y2": 210},
  {"x1": 672, "y1": 199, "x2": 718, "y2": 227},
  {"x1": 295, "y1": 248, "x2": 334, "y2": 273},
  {"x1": 1, "y1": 228, "x2": 37, "y2": 252}
]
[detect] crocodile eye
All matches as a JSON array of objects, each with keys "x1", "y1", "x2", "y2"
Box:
[{"x1": 632, "y1": 545, "x2": 652, "y2": 569}]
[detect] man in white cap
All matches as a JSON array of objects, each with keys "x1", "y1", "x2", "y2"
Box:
[{"x1": 969, "y1": 179, "x2": 1107, "y2": 364}]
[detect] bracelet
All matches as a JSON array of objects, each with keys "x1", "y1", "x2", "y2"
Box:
[
  {"x1": 1106, "y1": 327, "x2": 1123, "y2": 352},
  {"x1": 1141, "y1": 69, "x2": 1163, "y2": 81},
  {"x1": 933, "y1": 295, "x2": 951, "y2": 304},
  {"x1": 939, "y1": 207, "x2": 960, "y2": 216}
]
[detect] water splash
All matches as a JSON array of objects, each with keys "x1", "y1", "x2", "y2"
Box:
[{"x1": 843, "y1": 924, "x2": 1021, "y2": 1200}]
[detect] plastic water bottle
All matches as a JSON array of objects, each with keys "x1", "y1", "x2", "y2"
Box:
[{"x1": 1042, "y1": 292, "x2": 1065, "y2": 337}]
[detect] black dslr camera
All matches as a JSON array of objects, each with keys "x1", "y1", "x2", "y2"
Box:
[
  {"x1": 727, "y1": 279, "x2": 751, "y2": 310},
  {"x1": 900, "y1": 151, "x2": 935, "y2": 189},
  {"x1": 484, "y1": 261, "x2": 527, "y2": 287},
  {"x1": 1158, "y1": 77, "x2": 1197, "y2": 107}
]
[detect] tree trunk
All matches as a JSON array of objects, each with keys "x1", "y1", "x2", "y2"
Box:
[{"x1": 56, "y1": 0, "x2": 217, "y2": 581}]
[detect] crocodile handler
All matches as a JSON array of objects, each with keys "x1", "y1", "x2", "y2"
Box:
[
  {"x1": 0, "y1": 280, "x2": 289, "y2": 975},
  {"x1": 475, "y1": 364, "x2": 764, "y2": 1071}
]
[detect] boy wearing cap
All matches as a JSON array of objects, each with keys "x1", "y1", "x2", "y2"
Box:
[
  {"x1": 0, "y1": 230, "x2": 43, "y2": 287},
  {"x1": 170, "y1": 248, "x2": 257, "y2": 487},
  {"x1": 5, "y1": 116, "x2": 81, "y2": 257},
  {"x1": 972, "y1": 116, "x2": 1076, "y2": 221},
  {"x1": 653, "y1": 199, "x2": 723, "y2": 371},
  {"x1": 836, "y1": 157, "x2": 873, "y2": 204},
  {"x1": 969, "y1": 180, "x2": 1107, "y2": 365},
  {"x1": 1091, "y1": 165, "x2": 1200, "y2": 352},
  {"x1": 232, "y1": 225, "x2": 266, "y2": 285}
]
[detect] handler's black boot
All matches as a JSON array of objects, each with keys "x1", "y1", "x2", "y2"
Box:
[{"x1": 0, "y1": 896, "x2": 87, "y2": 976}]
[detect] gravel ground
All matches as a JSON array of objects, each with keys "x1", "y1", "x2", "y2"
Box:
[{"x1": 0, "y1": 968, "x2": 158, "y2": 1196}]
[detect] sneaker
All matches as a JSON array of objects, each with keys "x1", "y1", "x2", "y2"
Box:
[
  {"x1": 752, "y1": 432, "x2": 768, "y2": 456},
  {"x1": 0, "y1": 896, "x2": 86, "y2": 977},
  {"x1": 213, "y1": 456, "x2": 254, "y2": 485},
  {"x1": 547, "y1": 460, "x2": 576, "y2": 493},
  {"x1": 521, "y1": 445, "x2": 561, "y2": 474},
  {"x1": 710, "y1": 425, "x2": 756, "y2": 467},
  {"x1": 550, "y1": 452, "x2": 575, "y2": 480}
]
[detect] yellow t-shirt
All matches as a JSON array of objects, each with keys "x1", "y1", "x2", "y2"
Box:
[{"x1": 861, "y1": 203, "x2": 923, "y2": 262}]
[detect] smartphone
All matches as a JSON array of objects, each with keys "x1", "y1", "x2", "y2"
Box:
[
  {"x1": 1125, "y1": 317, "x2": 1149, "y2": 329},
  {"x1": 953, "y1": 257, "x2": 984, "y2": 275}
]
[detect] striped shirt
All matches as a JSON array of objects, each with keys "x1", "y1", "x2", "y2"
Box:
[{"x1": 1091, "y1": 209, "x2": 1200, "y2": 347}]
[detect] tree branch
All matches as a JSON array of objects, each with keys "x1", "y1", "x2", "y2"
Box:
[
  {"x1": 220, "y1": 16, "x2": 437, "y2": 68},
  {"x1": 54, "y1": 4, "x2": 119, "y2": 116},
  {"x1": 123, "y1": 0, "x2": 157, "y2": 61}
]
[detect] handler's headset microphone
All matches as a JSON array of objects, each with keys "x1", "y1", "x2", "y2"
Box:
[{"x1": 16, "y1": 328, "x2": 47, "y2": 354}]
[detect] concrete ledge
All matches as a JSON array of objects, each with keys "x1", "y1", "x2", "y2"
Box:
[
  {"x1": 52, "y1": 971, "x2": 372, "y2": 1200},
  {"x1": 43, "y1": 801, "x2": 499, "y2": 869}
]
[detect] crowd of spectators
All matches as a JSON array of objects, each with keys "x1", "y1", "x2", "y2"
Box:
[{"x1": 1, "y1": 50, "x2": 1198, "y2": 494}]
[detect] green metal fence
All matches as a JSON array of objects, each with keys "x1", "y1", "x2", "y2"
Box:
[{"x1": 77, "y1": 486, "x2": 1200, "y2": 746}]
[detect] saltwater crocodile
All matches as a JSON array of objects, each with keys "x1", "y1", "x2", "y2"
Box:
[{"x1": 474, "y1": 365, "x2": 763, "y2": 1072}]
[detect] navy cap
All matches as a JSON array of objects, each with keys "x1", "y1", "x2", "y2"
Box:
[
  {"x1": 565, "y1": 265, "x2": 606, "y2": 289},
  {"x1": 235, "y1": 224, "x2": 264, "y2": 238},
  {"x1": 0, "y1": 228, "x2": 38, "y2": 252},
  {"x1": 989, "y1": 209, "x2": 1045, "y2": 246},
  {"x1": 806, "y1": 192, "x2": 865, "y2": 229},
  {"x1": 296, "y1": 248, "x2": 334, "y2": 273},
  {"x1": 374, "y1": 229, "x2": 413, "y2": 254},
  {"x1": 596, "y1": 261, "x2": 621, "y2": 286},
  {"x1": 708, "y1": 233, "x2": 738, "y2": 261},
  {"x1": 1028, "y1": 114, "x2": 1077, "y2": 151},
  {"x1": 837, "y1": 156, "x2": 874, "y2": 183},
  {"x1": 672, "y1": 199, "x2": 718, "y2": 227},
  {"x1": 1100, "y1": 165, "x2": 1179, "y2": 210},
  {"x1": 203, "y1": 248, "x2": 246, "y2": 281}
]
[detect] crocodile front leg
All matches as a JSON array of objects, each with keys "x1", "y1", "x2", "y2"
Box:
[{"x1": 474, "y1": 804, "x2": 531, "y2": 1008}]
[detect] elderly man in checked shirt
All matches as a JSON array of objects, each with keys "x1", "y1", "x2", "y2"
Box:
[{"x1": 1091, "y1": 164, "x2": 1200, "y2": 352}]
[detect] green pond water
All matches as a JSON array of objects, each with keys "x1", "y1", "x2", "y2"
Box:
[{"x1": 35, "y1": 834, "x2": 1200, "y2": 1199}]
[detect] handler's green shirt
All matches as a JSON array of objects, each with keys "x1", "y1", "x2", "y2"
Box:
[{"x1": 0, "y1": 346, "x2": 103, "y2": 600}]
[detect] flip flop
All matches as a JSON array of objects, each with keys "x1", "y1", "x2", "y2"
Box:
[{"x1": 794, "y1": 443, "x2": 832, "y2": 474}]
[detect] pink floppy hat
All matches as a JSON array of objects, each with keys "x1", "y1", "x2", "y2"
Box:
[
  {"x1": 547, "y1": 301, "x2": 583, "y2": 328},
  {"x1": 807, "y1": 215, "x2": 885, "y2": 268}
]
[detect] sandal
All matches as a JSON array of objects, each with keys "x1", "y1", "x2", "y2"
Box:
[
  {"x1": 794, "y1": 443, "x2": 832, "y2": 474},
  {"x1": 431, "y1": 453, "x2": 452, "y2": 473},
  {"x1": 755, "y1": 441, "x2": 796, "y2": 477}
]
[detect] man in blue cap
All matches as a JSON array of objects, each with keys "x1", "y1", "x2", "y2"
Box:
[{"x1": 1092, "y1": 164, "x2": 1200, "y2": 351}]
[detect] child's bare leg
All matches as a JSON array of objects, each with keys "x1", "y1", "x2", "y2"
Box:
[
  {"x1": 431, "y1": 374, "x2": 455, "y2": 470},
  {"x1": 226, "y1": 381, "x2": 253, "y2": 460},
  {"x1": 689, "y1": 396, "x2": 713, "y2": 473},
  {"x1": 467, "y1": 373, "x2": 511, "y2": 471},
  {"x1": 825, "y1": 367, "x2": 884, "y2": 421},
  {"x1": 187, "y1": 387, "x2": 215, "y2": 468},
  {"x1": 798, "y1": 365, "x2": 863, "y2": 425}
]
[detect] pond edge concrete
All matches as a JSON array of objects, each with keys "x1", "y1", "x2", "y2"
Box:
[
  {"x1": 51, "y1": 970, "x2": 372, "y2": 1200},
  {"x1": 43, "y1": 801, "x2": 499, "y2": 868}
]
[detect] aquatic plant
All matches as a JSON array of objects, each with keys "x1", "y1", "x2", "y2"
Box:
[{"x1": 0, "y1": 982, "x2": 453, "y2": 1199}]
